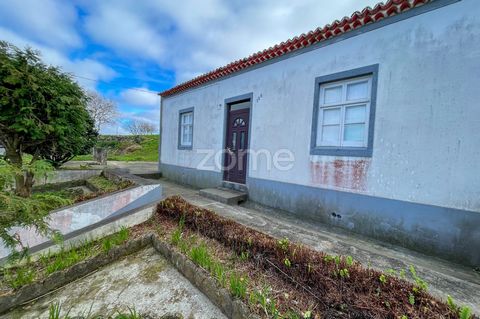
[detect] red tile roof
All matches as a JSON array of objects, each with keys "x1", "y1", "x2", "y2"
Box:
[{"x1": 160, "y1": 0, "x2": 430, "y2": 97}]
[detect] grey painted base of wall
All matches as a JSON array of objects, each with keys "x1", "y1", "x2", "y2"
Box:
[
  {"x1": 247, "y1": 177, "x2": 480, "y2": 268},
  {"x1": 158, "y1": 163, "x2": 480, "y2": 267},
  {"x1": 160, "y1": 163, "x2": 222, "y2": 189}
]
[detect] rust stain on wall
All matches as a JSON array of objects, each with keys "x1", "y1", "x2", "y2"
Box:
[{"x1": 310, "y1": 159, "x2": 370, "y2": 191}]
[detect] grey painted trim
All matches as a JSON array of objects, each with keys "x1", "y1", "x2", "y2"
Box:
[
  {"x1": 159, "y1": 97, "x2": 164, "y2": 171},
  {"x1": 160, "y1": 0, "x2": 460, "y2": 99},
  {"x1": 221, "y1": 93, "x2": 254, "y2": 185},
  {"x1": 177, "y1": 107, "x2": 194, "y2": 150},
  {"x1": 160, "y1": 163, "x2": 222, "y2": 189},
  {"x1": 310, "y1": 64, "x2": 379, "y2": 157},
  {"x1": 247, "y1": 176, "x2": 480, "y2": 267}
]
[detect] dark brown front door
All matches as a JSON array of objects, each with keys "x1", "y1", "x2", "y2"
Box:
[{"x1": 224, "y1": 106, "x2": 250, "y2": 184}]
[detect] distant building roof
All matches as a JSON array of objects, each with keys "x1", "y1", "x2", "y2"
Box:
[{"x1": 159, "y1": 0, "x2": 430, "y2": 98}]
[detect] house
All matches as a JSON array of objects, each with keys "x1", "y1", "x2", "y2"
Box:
[{"x1": 158, "y1": 0, "x2": 480, "y2": 267}]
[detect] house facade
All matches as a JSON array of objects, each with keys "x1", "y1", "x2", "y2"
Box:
[{"x1": 159, "y1": 0, "x2": 480, "y2": 267}]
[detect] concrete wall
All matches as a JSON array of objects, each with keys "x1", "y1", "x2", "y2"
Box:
[
  {"x1": 33, "y1": 169, "x2": 102, "y2": 186},
  {"x1": 160, "y1": 0, "x2": 480, "y2": 266}
]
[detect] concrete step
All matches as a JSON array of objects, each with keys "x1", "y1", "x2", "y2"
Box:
[
  {"x1": 221, "y1": 181, "x2": 248, "y2": 193},
  {"x1": 134, "y1": 171, "x2": 163, "y2": 179},
  {"x1": 199, "y1": 187, "x2": 248, "y2": 205}
]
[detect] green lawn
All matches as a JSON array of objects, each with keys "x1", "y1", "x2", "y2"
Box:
[{"x1": 74, "y1": 135, "x2": 159, "y2": 162}]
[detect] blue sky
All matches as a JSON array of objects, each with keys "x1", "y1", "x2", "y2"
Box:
[{"x1": 0, "y1": 0, "x2": 379, "y2": 134}]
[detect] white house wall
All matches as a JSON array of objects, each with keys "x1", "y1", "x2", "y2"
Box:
[{"x1": 160, "y1": 0, "x2": 480, "y2": 266}]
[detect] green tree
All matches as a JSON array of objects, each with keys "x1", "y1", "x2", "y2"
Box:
[{"x1": 0, "y1": 41, "x2": 97, "y2": 196}]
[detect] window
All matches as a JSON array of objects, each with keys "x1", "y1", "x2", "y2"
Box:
[
  {"x1": 178, "y1": 108, "x2": 194, "y2": 149},
  {"x1": 311, "y1": 65, "x2": 378, "y2": 157}
]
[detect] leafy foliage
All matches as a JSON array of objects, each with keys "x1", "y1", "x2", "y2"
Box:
[{"x1": 0, "y1": 40, "x2": 97, "y2": 194}]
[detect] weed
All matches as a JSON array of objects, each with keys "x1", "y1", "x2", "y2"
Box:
[
  {"x1": 401, "y1": 316, "x2": 408, "y2": 319},
  {"x1": 447, "y1": 295, "x2": 456, "y2": 311},
  {"x1": 239, "y1": 251, "x2": 250, "y2": 261},
  {"x1": 189, "y1": 243, "x2": 212, "y2": 270},
  {"x1": 114, "y1": 306, "x2": 142, "y2": 319},
  {"x1": 230, "y1": 272, "x2": 248, "y2": 299},
  {"x1": 250, "y1": 286, "x2": 280, "y2": 318},
  {"x1": 284, "y1": 258, "x2": 291, "y2": 268},
  {"x1": 102, "y1": 238, "x2": 113, "y2": 253},
  {"x1": 346, "y1": 256, "x2": 354, "y2": 267},
  {"x1": 323, "y1": 255, "x2": 334, "y2": 263},
  {"x1": 277, "y1": 237, "x2": 290, "y2": 252},
  {"x1": 459, "y1": 306, "x2": 472, "y2": 319},
  {"x1": 409, "y1": 265, "x2": 428, "y2": 292},
  {"x1": 48, "y1": 302, "x2": 70, "y2": 319},
  {"x1": 408, "y1": 293, "x2": 415, "y2": 306},
  {"x1": 399, "y1": 269, "x2": 406, "y2": 279},
  {"x1": 170, "y1": 216, "x2": 185, "y2": 245},
  {"x1": 211, "y1": 262, "x2": 227, "y2": 287},
  {"x1": 3, "y1": 265, "x2": 35, "y2": 289},
  {"x1": 339, "y1": 268, "x2": 350, "y2": 278},
  {"x1": 379, "y1": 274, "x2": 387, "y2": 285},
  {"x1": 303, "y1": 310, "x2": 312, "y2": 318}
]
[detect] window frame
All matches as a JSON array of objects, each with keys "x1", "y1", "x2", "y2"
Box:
[
  {"x1": 310, "y1": 64, "x2": 378, "y2": 157},
  {"x1": 178, "y1": 107, "x2": 194, "y2": 150}
]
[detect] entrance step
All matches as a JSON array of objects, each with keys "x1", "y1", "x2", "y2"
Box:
[
  {"x1": 221, "y1": 181, "x2": 248, "y2": 193},
  {"x1": 199, "y1": 187, "x2": 248, "y2": 205}
]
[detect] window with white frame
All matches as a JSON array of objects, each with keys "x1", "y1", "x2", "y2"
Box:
[
  {"x1": 317, "y1": 76, "x2": 372, "y2": 148},
  {"x1": 179, "y1": 110, "x2": 193, "y2": 148}
]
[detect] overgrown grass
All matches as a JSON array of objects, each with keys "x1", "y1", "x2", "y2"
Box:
[
  {"x1": 86, "y1": 175, "x2": 130, "y2": 193},
  {"x1": 1, "y1": 227, "x2": 130, "y2": 290},
  {"x1": 74, "y1": 135, "x2": 159, "y2": 162},
  {"x1": 48, "y1": 302, "x2": 145, "y2": 319}
]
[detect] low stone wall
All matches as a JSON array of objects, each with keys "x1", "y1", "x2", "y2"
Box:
[
  {"x1": 33, "y1": 169, "x2": 102, "y2": 187},
  {"x1": 0, "y1": 235, "x2": 151, "y2": 314},
  {"x1": 0, "y1": 234, "x2": 258, "y2": 319}
]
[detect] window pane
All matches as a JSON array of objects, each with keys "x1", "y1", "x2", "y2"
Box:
[
  {"x1": 345, "y1": 105, "x2": 366, "y2": 124},
  {"x1": 322, "y1": 108, "x2": 340, "y2": 125},
  {"x1": 321, "y1": 125, "x2": 340, "y2": 144},
  {"x1": 182, "y1": 112, "x2": 192, "y2": 125},
  {"x1": 323, "y1": 86, "x2": 342, "y2": 104},
  {"x1": 240, "y1": 132, "x2": 245, "y2": 149},
  {"x1": 231, "y1": 132, "x2": 237, "y2": 150},
  {"x1": 344, "y1": 123, "x2": 365, "y2": 142},
  {"x1": 347, "y1": 81, "x2": 369, "y2": 101}
]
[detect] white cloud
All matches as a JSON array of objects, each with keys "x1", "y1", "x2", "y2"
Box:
[
  {"x1": 0, "y1": 0, "x2": 81, "y2": 48},
  {"x1": 80, "y1": 0, "x2": 381, "y2": 83},
  {"x1": 0, "y1": 27, "x2": 117, "y2": 90},
  {"x1": 119, "y1": 88, "x2": 159, "y2": 109}
]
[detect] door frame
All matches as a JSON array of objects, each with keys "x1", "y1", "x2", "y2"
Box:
[{"x1": 222, "y1": 92, "x2": 254, "y2": 185}]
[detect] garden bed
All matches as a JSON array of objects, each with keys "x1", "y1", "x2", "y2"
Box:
[
  {"x1": 0, "y1": 196, "x2": 475, "y2": 319},
  {"x1": 153, "y1": 196, "x2": 474, "y2": 319}
]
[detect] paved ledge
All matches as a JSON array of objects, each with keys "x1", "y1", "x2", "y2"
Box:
[{"x1": 155, "y1": 177, "x2": 480, "y2": 314}]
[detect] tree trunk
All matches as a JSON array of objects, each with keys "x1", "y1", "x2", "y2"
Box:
[{"x1": 4, "y1": 144, "x2": 33, "y2": 197}]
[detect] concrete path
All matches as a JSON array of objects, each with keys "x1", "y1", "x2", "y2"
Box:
[
  {"x1": 4, "y1": 247, "x2": 226, "y2": 319},
  {"x1": 157, "y1": 178, "x2": 480, "y2": 314}
]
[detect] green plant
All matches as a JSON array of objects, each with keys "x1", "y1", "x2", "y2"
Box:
[
  {"x1": 379, "y1": 274, "x2": 387, "y2": 285},
  {"x1": 3, "y1": 264, "x2": 35, "y2": 289},
  {"x1": 250, "y1": 286, "x2": 280, "y2": 318},
  {"x1": 48, "y1": 302, "x2": 71, "y2": 319},
  {"x1": 277, "y1": 237, "x2": 290, "y2": 252},
  {"x1": 345, "y1": 255, "x2": 354, "y2": 267},
  {"x1": 459, "y1": 306, "x2": 472, "y2": 319},
  {"x1": 211, "y1": 261, "x2": 227, "y2": 287},
  {"x1": 409, "y1": 265, "x2": 428, "y2": 292},
  {"x1": 230, "y1": 272, "x2": 248, "y2": 299},
  {"x1": 189, "y1": 243, "x2": 212, "y2": 270},
  {"x1": 284, "y1": 258, "x2": 291, "y2": 268},
  {"x1": 339, "y1": 268, "x2": 350, "y2": 278},
  {"x1": 114, "y1": 306, "x2": 142, "y2": 319},
  {"x1": 171, "y1": 216, "x2": 185, "y2": 245},
  {"x1": 408, "y1": 293, "x2": 415, "y2": 306},
  {"x1": 447, "y1": 295, "x2": 456, "y2": 311},
  {"x1": 239, "y1": 251, "x2": 250, "y2": 261},
  {"x1": 401, "y1": 315, "x2": 408, "y2": 319}
]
